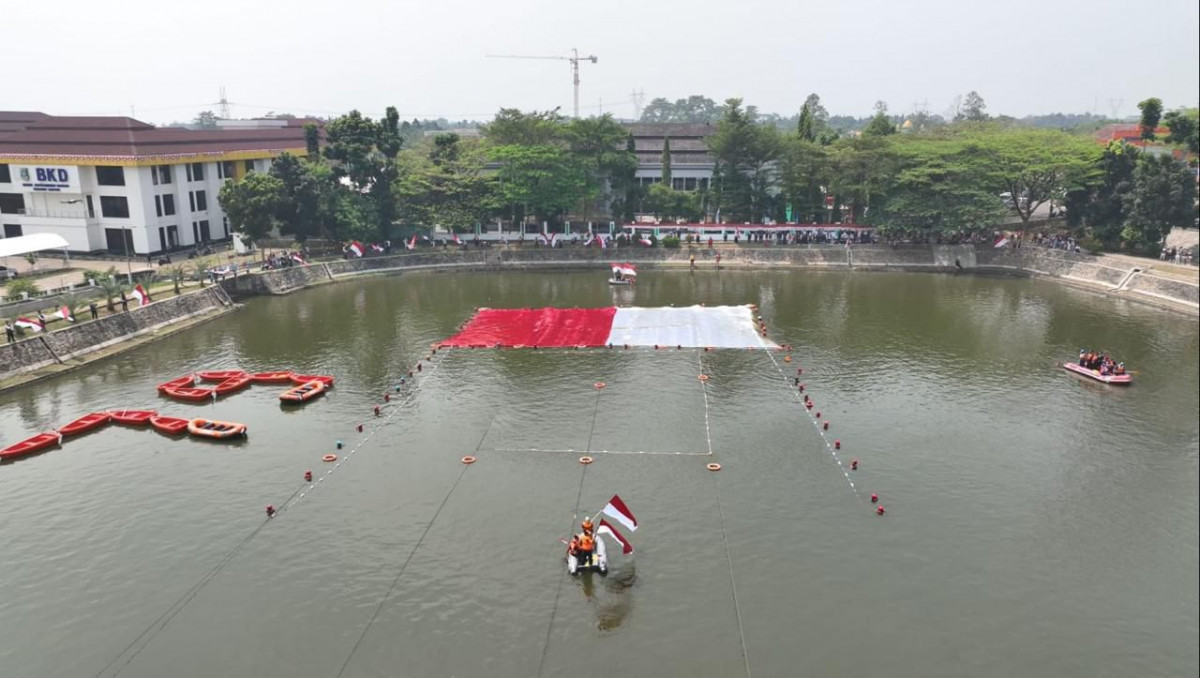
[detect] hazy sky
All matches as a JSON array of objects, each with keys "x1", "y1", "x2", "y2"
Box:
[{"x1": 5, "y1": 0, "x2": 1198, "y2": 124}]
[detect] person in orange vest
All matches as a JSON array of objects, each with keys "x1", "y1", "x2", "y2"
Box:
[
  {"x1": 567, "y1": 535, "x2": 580, "y2": 561},
  {"x1": 578, "y1": 532, "x2": 595, "y2": 567}
]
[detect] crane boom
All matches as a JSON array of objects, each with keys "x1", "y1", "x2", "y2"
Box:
[{"x1": 486, "y1": 48, "x2": 598, "y2": 119}]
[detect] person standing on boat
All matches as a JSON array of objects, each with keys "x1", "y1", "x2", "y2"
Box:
[
  {"x1": 1079, "y1": 349, "x2": 1087, "y2": 366},
  {"x1": 577, "y1": 519, "x2": 595, "y2": 567}
]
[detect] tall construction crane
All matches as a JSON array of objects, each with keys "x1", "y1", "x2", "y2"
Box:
[{"x1": 486, "y1": 48, "x2": 598, "y2": 119}]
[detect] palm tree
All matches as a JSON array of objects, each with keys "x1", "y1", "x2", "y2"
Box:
[
  {"x1": 189, "y1": 261, "x2": 207, "y2": 288},
  {"x1": 98, "y1": 276, "x2": 124, "y2": 312},
  {"x1": 169, "y1": 266, "x2": 185, "y2": 295}
]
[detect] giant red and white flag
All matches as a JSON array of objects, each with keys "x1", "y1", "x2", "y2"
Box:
[
  {"x1": 601, "y1": 494, "x2": 638, "y2": 532},
  {"x1": 15, "y1": 317, "x2": 44, "y2": 332},
  {"x1": 347, "y1": 241, "x2": 365, "y2": 257},
  {"x1": 597, "y1": 519, "x2": 634, "y2": 555},
  {"x1": 131, "y1": 284, "x2": 151, "y2": 306}
]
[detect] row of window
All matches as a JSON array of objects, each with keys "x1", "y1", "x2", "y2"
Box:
[
  {"x1": 1, "y1": 161, "x2": 258, "y2": 189},
  {"x1": 638, "y1": 177, "x2": 710, "y2": 191}
]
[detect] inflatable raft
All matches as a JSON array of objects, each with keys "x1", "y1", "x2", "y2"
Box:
[
  {"x1": 58, "y1": 412, "x2": 112, "y2": 437},
  {"x1": 213, "y1": 374, "x2": 253, "y2": 396},
  {"x1": 250, "y1": 371, "x2": 294, "y2": 384},
  {"x1": 567, "y1": 535, "x2": 609, "y2": 576},
  {"x1": 187, "y1": 418, "x2": 247, "y2": 440},
  {"x1": 162, "y1": 386, "x2": 215, "y2": 402},
  {"x1": 110, "y1": 409, "x2": 157, "y2": 425},
  {"x1": 279, "y1": 380, "x2": 327, "y2": 404},
  {"x1": 196, "y1": 370, "x2": 249, "y2": 383},
  {"x1": 1062, "y1": 362, "x2": 1132, "y2": 385},
  {"x1": 150, "y1": 416, "x2": 190, "y2": 436},
  {"x1": 1, "y1": 432, "x2": 63, "y2": 461},
  {"x1": 289, "y1": 373, "x2": 335, "y2": 387}
]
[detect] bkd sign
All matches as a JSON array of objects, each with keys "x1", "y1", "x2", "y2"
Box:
[{"x1": 15, "y1": 164, "x2": 79, "y2": 193}]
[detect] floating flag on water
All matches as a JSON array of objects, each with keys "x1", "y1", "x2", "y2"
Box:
[
  {"x1": 15, "y1": 317, "x2": 44, "y2": 332},
  {"x1": 131, "y1": 284, "x2": 151, "y2": 306},
  {"x1": 601, "y1": 494, "x2": 638, "y2": 532},
  {"x1": 597, "y1": 518, "x2": 634, "y2": 555}
]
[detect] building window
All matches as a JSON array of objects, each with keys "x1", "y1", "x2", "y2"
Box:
[
  {"x1": 684, "y1": 178, "x2": 697, "y2": 191},
  {"x1": 4, "y1": 224, "x2": 22, "y2": 238},
  {"x1": 155, "y1": 195, "x2": 162, "y2": 217},
  {"x1": 188, "y1": 191, "x2": 195, "y2": 211},
  {"x1": 96, "y1": 166, "x2": 126, "y2": 186},
  {"x1": 672, "y1": 178, "x2": 685, "y2": 191},
  {"x1": 162, "y1": 194, "x2": 175, "y2": 216},
  {"x1": 0, "y1": 164, "x2": 11, "y2": 183},
  {"x1": 244, "y1": 160, "x2": 255, "y2": 173},
  {"x1": 152, "y1": 165, "x2": 172, "y2": 185},
  {"x1": 0, "y1": 193, "x2": 25, "y2": 214},
  {"x1": 199, "y1": 220, "x2": 211, "y2": 241},
  {"x1": 186, "y1": 162, "x2": 205, "y2": 182},
  {"x1": 217, "y1": 161, "x2": 235, "y2": 179},
  {"x1": 221, "y1": 216, "x2": 228, "y2": 239},
  {"x1": 100, "y1": 195, "x2": 130, "y2": 218},
  {"x1": 192, "y1": 221, "x2": 199, "y2": 244},
  {"x1": 195, "y1": 190, "x2": 207, "y2": 212},
  {"x1": 699, "y1": 178, "x2": 710, "y2": 191}
]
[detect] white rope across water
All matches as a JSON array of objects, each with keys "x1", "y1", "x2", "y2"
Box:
[
  {"x1": 762, "y1": 349, "x2": 860, "y2": 497},
  {"x1": 484, "y1": 447, "x2": 711, "y2": 457},
  {"x1": 697, "y1": 351, "x2": 715, "y2": 457}
]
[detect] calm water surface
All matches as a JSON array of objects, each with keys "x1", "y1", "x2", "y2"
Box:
[{"x1": 1, "y1": 269, "x2": 1197, "y2": 678}]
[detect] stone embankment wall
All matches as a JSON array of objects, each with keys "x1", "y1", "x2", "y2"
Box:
[
  {"x1": 0, "y1": 286, "x2": 233, "y2": 385},
  {"x1": 218, "y1": 244, "x2": 1197, "y2": 315}
]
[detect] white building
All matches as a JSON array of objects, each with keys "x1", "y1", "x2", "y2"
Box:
[{"x1": 0, "y1": 112, "x2": 318, "y2": 255}]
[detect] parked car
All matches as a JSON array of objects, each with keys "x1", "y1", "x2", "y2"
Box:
[{"x1": 0, "y1": 266, "x2": 17, "y2": 280}]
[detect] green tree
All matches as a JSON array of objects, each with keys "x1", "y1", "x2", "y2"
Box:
[
  {"x1": 968, "y1": 127, "x2": 1102, "y2": 224},
  {"x1": 643, "y1": 183, "x2": 702, "y2": 222},
  {"x1": 1163, "y1": 108, "x2": 1199, "y2": 154},
  {"x1": 639, "y1": 95, "x2": 721, "y2": 123},
  {"x1": 661, "y1": 137, "x2": 672, "y2": 186},
  {"x1": 193, "y1": 111, "x2": 218, "y2": 128},
  {"x1": 323, "y1": 107, "x2": 403, "y2": 239},
  {"x1": 565, "y1": 114, "x2": 638, "y2": 220},
  {"x1": 609, "y1": 134, "x2": 642, "y2": 223},
  {"x1": 707, "y1": 98, "x2": 782, "y2": 221},
  {"x1": 488, "y1": 144, "x2": 586, "y2": 227},
  {"x1": 827, "y1": 135, "x2": 896, "y2": 223},
  {"x1": 777, "y1": 136, "x2": 830, "y2": 223},
  {"x1": 304, "y1": 122, "x2": 321, "y2": 158},
  {"x1": 483, "y1": 108, "x2": 565, "y2": 146},
  {"x1": 876, "y1": 135, "x2": 1005, "y2": 235},
  {"x1": 1121, "y1": 154, "x2": 1195, "y2": 253},
  {"x1": 218, "y1": 172, "x2": 286, "y2": 243},
  {"x1": 269, "y1": 152, "x2": 339, "y2": 241},
  {"x1": 959, "y1": 91, "x2": 988, "y2": 122},
  {"x1": 1137, "y1": 98, "x2": 1163, "y2": 141},
  {"x1": 862, "y1": 101, "x2": 896, "y2": 137},
  {"x1": 1064, "y1": 141, "x2": 1139, "y2": 249},
  {"x1": 395, "y1": 134, "x2": 492, "y2": 231}
]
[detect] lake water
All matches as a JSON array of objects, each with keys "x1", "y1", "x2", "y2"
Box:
[{"x1": 1, "y1": 269, "x2": 1197, "y2": 678}]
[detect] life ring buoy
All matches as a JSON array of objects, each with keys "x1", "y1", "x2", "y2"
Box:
[
  {"x1": 461, "y1": 456, "x2": 476, "y2": 465},
  {"x1": 784, "y1": 356, "x2": 792, "y2": 363},
  {"x1": 322, "y1": 454, "x2": 338, "y2": 462},
  {"x1": 698, "y1": 374, "x2": 710, "y2": 382},
  {"x1": 579, "y1": 456, "x2": 594, "y2": 465},
  {"x1": 707, "y1": 463, "x2": 722, "y2": 471},
  {"x1": 594, "y1": 382, "x2": 606, "y2": 390}
]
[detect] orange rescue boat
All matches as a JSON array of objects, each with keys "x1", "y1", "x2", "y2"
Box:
[
  {"x1": 187, "y1": 418, "x2": 247, "y2": 440},
  {"x1": 289, "y1": 374, "x2": 334, "y2": 388},
  {"x1": 196, "y1": 370, "x2": 249, "y2": 383},
  {"x1": 280, "y1": 380, "x2": 327, "y2": 404},
  {"x1": 150, "y1": 416, "x2": 190, "y2": 436},
  {"x1": 163, "y1": 387, "x2": 216, "y2": 402},
  {"x1": 213, "y1": 374, "x2": 253, "y2": 396},
  {"x1": 157, "y1": 374, "x2": 196, "y2": 392},
  {"x1": 250, "y1": 371, "x2": 294, "y2": 384}
]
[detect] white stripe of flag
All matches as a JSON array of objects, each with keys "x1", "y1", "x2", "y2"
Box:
[
  {"x1": 597, "y1": 519, "x2": 634, "y2": 555},
  {"x1": 601, "y1": 494, "x2": 637, "y2": 532}
]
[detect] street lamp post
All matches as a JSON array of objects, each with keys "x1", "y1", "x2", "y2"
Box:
[{"x1": 124, "y1": 227, "x2": 133, "y2": 285}]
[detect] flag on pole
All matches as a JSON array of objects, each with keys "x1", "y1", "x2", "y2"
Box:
[
  {"x1": 598, "y1": 235, "x2": 607, "y2": 250},
  {"x1": 451, "y1": 232, "x2": 462, "y2": 245},
  {"x1": 639, "y1": 236, "x2": 653, "y2": 247},
  {"x1": 406, "y1": 235, "x2": 417, "y2": 250},
  {"x1": 15, "y1": 317, "x2": 44, "y2": 332},
  {"x1": 597, "y1": 519, "x2": 634, "y2": 555},
  {"x1": 993, "y1": 236, "x2": 1009, "y2": 248},
  {"x1": 291, "y1": 253, "x2": 308, "y2": 265},
  {"x1": 55, "y1": 305, "x2": 75, "y2": 322},
  {"x1": 347, "y1": 241, "x2": 365, "y2": 257},
  {"x1": 584, "y1": 234, "x2": 595, "y2": 247},
  {"x1": 131, "y1": 284, "x2": 151, "y2": 306},
  {"x1": 601, "y1": 494, "x2": 638, "y2": 532}
]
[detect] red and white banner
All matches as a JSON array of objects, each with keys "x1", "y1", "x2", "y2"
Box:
[
  {"x1": 131, "y1": 284, "x2": 151, "y2": 306},
  {"x1": 601, "y1": 494, "x2": 638, "y2": 532},
  {"x1": 406, "y1": 235, "x2": 417, "y2": 250},
  {"x1": 611, "y1": 262, "x2": 637, "y2": 277},
  {"x1": 55, "y1": 305, "x2": 75, "y2": 322},
  {"x1": 597, "y1": 518, "x2": 634, "y2": 555},
  {"x1": 291, "y1": 253, "x2": 308, "y2": 265},
  {"x1": 639, "y1": 236, "x2": 653, "y2": 247},
  {"x1": 15, "y1": 317, "x2": 44, "y2": 332},
  {"x1": 439, "y1": 305, "x2": 775, "y2": 349},
  {"x1": 598, "y1": 235, "x2": 607, "y2": 250},
  {"x1": 451, "y1": 233, "x2": 462, "y2": 245},
  {"x1": 347, "y1": 241, "x2": 364, "y2": 257},
  {"x1": 540, "y1": 232, "x2": 557, "y2": 247},
  {"x1": 993, "y1": 236, "x2": 1009, "y2": 248}
]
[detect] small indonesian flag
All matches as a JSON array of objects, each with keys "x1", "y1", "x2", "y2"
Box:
[
  {"x1": 16, "y1": 317, "x2": 44, "y2": 332},
  {"x1": 55, "y1": 305, "x2": 75, "y2": 322},
  {"x1": 611, "y1": 262, "x2": 636, "y2": 277},
  {"x1": 451, "y1": 232, "x2": 462, "y2": 245},
  {"x1": 131, "y1": 284, "x2": 151, "y2": 306},
  {"x1": 291, "y1": 253, "x2": 308, "y2": 265},
  {"x1": 597, "y1": 518, "x2": 634, "y2": 555},
  {"x1": 584, "y1": 234, "x2": 595, "y2": 247},
  {"x1": 601, "y1": 494, "x2": 638, "y2": 532},
  {"x1": 540, "y1": 232, "x2": 556, "y2": 247},
  {"x1": 598, "y1": 235, "x2": 607, "y2": 250},
  {"x1": 639, "y1": 236, "x2": 653, "y2": 247},
  {"x1": 348, "y1": 241, "x2": 364, "y2": 257},
  {"x1": 993, "y1": 236, "x2": 1009, "y2": 248},
  {"x1": 406, "y1": 235, "x2": 417, "y2": 250},
  {"x1": 371, "y1": 242, "x2": 385, "y2": 252}
]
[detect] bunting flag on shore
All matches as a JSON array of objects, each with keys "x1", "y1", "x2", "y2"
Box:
[
  {"x1": 597, "y1": 519, "x2": 634, "y2": 555},
  {"x1": 371, "y1": 243, "x2": 385, "y2": 253},
  {"x1": 131, "y1": 284, "x2": 151, "y2": 306},
  {"x1": 540, "y1": 232, "x2": 557, "y2": 247},
  {"x1": 639, "y1": 236, "x2": 653, "y2": 247},
  {"x1": 584, "y1": 234, "x2": 595, "y2": 247},
  {"x1": 439, "y1": 305, "x2": 774, "y2": 349},
  {"x1": 406, "y1": 235, "x2": 417, "y2": 250},
  {"x1": 15, "y1": 317, "x2": 44, "y2": 332},
  {"x1": 598, "y1": 235, "x2": 607, "y2": 249},
  {"x1": 347, "y1": 241, "x2": 364, "y2": 257},
  {"x1": 55, "y1": 305, "x2": 75, "y2": 322},
  {"x1": 291, "y1": 253, "x2": 308, "y2": 265}
]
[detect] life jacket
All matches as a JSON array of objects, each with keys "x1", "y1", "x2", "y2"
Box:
[
  {"x1": 579, "y1": 535, "x2": 594, "y2": 552},
  {"x1": 567, "y1": 539, "x2": 579, "y2": 556}
]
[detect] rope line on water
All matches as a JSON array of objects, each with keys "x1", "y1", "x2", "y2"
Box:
[
  {"x1": 713, "y1": 472, "x2": 752, "y2": 678},
  {"x1": 95, "y1": 350, "x2": 451, "y2": 677},
  {"x1": 536, "y1": 458, "x2": 590, "y2": 677},
  {"x1": 482, "y1": 447, "x2": 711, "y2": 456},
  {"x1": 697, "y1": 351, "x2": 715, "y2": 456},
  {"x1": 762, "y1": 350, "x2": 860, "y2": 497}
]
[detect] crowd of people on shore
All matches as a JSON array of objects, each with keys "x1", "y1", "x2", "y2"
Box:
[
  {"x1": 1078, "y1": 349, "x2": 1126, "y2": 376},
  {"x1": 1160, "y1": 246, "x2": 1195, "y2": 266},
  {"x1": 1031, "y1": 233, "x2": 1080, "y2": 252}
]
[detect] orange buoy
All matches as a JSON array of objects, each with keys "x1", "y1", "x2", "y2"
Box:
[
  {"x1": 322, "y1": 454, "x2": 338, "y2": 462},
  {"x1": 374, "y1": 405, "x2": 381, "y2": 416},
  {"x1": 815, "y1": 411, "x2": 821, "y2": 419},
  {"x1": 706, "y1": 463, "x2": 722, "y2": 471},
  {"x1": 799, "y1": 383, "x2": 805, "y2": 392},
  {"x1": 461, "y1": 456, "x2": 476, "y2": 465},
  {"x1": 594, "y1": 382, "x2": 606, "y2": 390},
  {"x1": 805, "y1": 401, "x2": 813, "y2": 410},
  {"x1": 579, "y1": 456, "x2": 594, "y2": 465},
  {"x1": 784, "y1": 356, "x2": 792, "y2": 363},
  {"x1": 698, "y1": 374, "x2": 710, "y2": 382},
  {"x1": 384, "y1": 393, "x2": 391, "y2": 402},
  {"x1": 266, "y1": 505, "x2": 276, "y2": 517}
]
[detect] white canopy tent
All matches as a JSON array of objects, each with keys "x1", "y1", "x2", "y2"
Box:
[{"x1": 0, "y1": 233, "x2": 71, "y2": 260}]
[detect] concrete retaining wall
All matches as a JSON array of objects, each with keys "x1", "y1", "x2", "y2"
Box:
[{"x1": 1, "y1": 286, "x2": 231, "y2": 383}]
